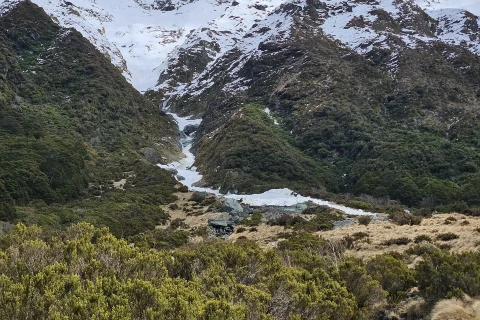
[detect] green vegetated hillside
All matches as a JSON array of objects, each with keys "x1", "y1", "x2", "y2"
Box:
[
  {"x1": 170, "y1": 2, "x2": 480, "y2": 211},
  {"x1": 195, "y1": 104, "x2": 335, "y2": 193},
  {"x1": 1, "y1": 222, "x2": 479, "y2": 320},
  {"x1": 0, "y1": 1, "x2": 180, "y2": 235}
]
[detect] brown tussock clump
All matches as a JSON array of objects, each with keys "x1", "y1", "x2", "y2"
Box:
[{"x1": 430, "y1": 296, "x2": 480, "y2": 320}]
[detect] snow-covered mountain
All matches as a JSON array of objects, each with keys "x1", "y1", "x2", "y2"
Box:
[
  {"x1": 1, "y1": 0, "x2": 478, "y2": 94},
  {"x1": 1, "y1": 0, "x2": 286, "y2": 91},
  {"x1": 156, "y1": 0, "x2": 480, "y2": 107}
]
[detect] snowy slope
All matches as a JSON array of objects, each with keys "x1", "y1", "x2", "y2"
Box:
[
  {"x1": 163, "y1": 0, "x2": 480, "y2": 99},
  {"x1": 154, "y1": 0, "x2": 286, "y2": 92},
  {"x1": 428, "y1": 8, "x2": 480, "y2": 55},
  {"x1": 417, "y1": 0, "x2": 480, "y2": 16},
  {"x1": 26, "y1": 0, "x2": 236, "y2": 91},
  {"x1": 159, "y1": 0, "x2": 295, "y2": 98},
  {"x1": 316, "y1": 0, "x2": 480, "y2": 68},
  {"x1": 1, "y1": 0, "x2": 285, "y2": 92},
  {"x1": 1, "y1": 0, "x2": 478, "y2": 93}
]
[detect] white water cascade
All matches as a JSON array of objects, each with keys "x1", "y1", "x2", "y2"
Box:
[{"x1": 158, "y1": 113, "x2": 376, "y2": 216}]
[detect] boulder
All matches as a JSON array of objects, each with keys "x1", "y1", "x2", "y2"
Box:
[
  {"x1": 208, "y1": 218, "x2": 235, "y2": 228},
  {"x1": 164, "y1": 168, "x2": 178, "y2": 175},
  {"x1": 221, "y1": 198, "x2": 244, "y2": 215},
  {"x1": 190, "y1": 191, "x2": 208, "y2": 203},
  {"x1": 241, "y1": 204, "x2": 253, "y2": 216},
  {"x1": 183, "y1": 124, "x2": 199, "y2": 136},
  {"x1": 141, "y1": 147, "x2": 161, "y2": 164}
]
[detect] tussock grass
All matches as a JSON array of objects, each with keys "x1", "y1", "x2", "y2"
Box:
[{"x1": 431, "y1": 296, "x2": 480, "y2": 320}]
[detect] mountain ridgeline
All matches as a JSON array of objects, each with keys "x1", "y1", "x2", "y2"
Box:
[
  {"x1": 0, "y1": 1, "x2": 180, "y2": 234},
  {"x1": 160, "y1": 0, "x2": 480, "y2": 211}
]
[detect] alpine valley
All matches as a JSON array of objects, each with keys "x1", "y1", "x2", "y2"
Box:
[{"x1": 1, "y1": 0, "x2": 480, "y2": 319}]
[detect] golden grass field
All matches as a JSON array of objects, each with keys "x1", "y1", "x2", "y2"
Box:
[{"x1": 163, "y1": 192, "x2": 480, "y2": 260}]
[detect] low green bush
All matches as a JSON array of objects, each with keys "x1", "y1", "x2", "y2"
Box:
[
  {"x1": 382, "y1": 237, "x2": 411, "y2": 246},
  {"x1": 358, "y1": 216, "x2": 373, "y2": 226},
  {"x1": 436, "y1": 233, "x2": 459, "y2": 241},
  {"x1": 414, "y1": 234, "x2": 432, "y2": 243}
]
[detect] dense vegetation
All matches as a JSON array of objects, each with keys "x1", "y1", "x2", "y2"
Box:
[
  {"x1": 0, "y1": 1, "x2": 179, "y2": 235},
  {"x1": 196, "y1": 104, "x2": 334, "y2": 194},
  {"x1": 172, "y1": 3, "x2": 480, "y2": 211},
  {"x1": 1, "y1": 223, "x2": 479, "y2": 319}
]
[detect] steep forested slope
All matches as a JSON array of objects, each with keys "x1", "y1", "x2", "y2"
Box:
[{"x1": 0, "y1": 1, "x2": 180, "y2": 235}]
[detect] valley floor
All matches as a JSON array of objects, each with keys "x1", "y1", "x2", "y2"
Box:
[{"x1": 162, "y1": 191, "x2": 480, "y2": 260}]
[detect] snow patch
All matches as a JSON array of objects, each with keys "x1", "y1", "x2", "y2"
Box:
[
  {"x1": 319, "y1": 0, "x2": 479, "y2": 60},
  {"x1": 159, "y1": 112, "x2": 375, "y2": 216},
  {"x1": 227, "y1": 189, "x2": 375, "y2": 216},
  {"x1": 157, "y1": 112, "x2": 206, "y2": 189}
]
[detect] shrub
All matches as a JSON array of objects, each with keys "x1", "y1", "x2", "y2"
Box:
[
  {"x1": 349, "y1": 201, "x2": 374, "y2": 210},
  {"x1": 343, "y1": 232, "x2": 370, "y2": 250},
  {"x1": 236, "y1": 227, "x2": 247, "y2": 233},
  {"x1": 169, "y1": 203, "x2": 180, "y2": 210},
  {"x1": 267, "y1": 215, "x2": 305, "y2": 228},
  {"x1": 291, "y1": 210, "x2": 344, "y2": 232},
  {"x1": 358, "y1": 216, "x2": 373, "y2": 226},
  {"x1": 466, "y1": 207, "x2": 480, "y2": 216},
  {"x1": 437, "y1": 243, "x2": 453, "y2": 251},
  {"x1": 382, "y1": 237, "x2": 411, "y2": 246},
  {"x1": 406, "y1": 244, "x2": 437, "y2": 256},
  {"x1": 366, "y1": 253, "x2": 416, "y2": 302},
  {"x1": 414, "y1": 234, "x2": 432, "y2": 243},
  {"x1": 343, "y1": 235, "x2": 355, "y2": 249},
  {"x1": 170, "y1": 218, "x2": 187, "y2": 230},
  {"x1": 352, "y1": 232, "x2": 369, "y2": 240},
  {"x1": 414, "y1": 208, "x2": 433, "y2": 218},
  {"x1": 436, "y1": 233, "x2": 459, "y2": 241},
  {"x1": 415, "y1": 251, "x2": 480, "y2": 301},
  {"x1": 240, "y1": 212, "x2": 262, "y2": 227},
  {"x1": 191, "y1": 226, "x2": 209, "y2": 238},
  {"x1": 444, "y1": 216, "x2": 457, "y2": 224},
  {"x1": 178, "y1": 185, "x2": 189, "y2": 193},
  {"x1": 389, "y1": 211, "x2": 422, "y2": 226},
  {"x1": 129, "y1": 228, "x2": 189, "y2": 250},
  {"x1": 301, "y1": 205, "x2": 331, "y2": 215}
]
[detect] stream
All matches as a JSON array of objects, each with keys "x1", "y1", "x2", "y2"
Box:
[{"x1": 158, "y1": 113, "x2": 376, "y2": 216}]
